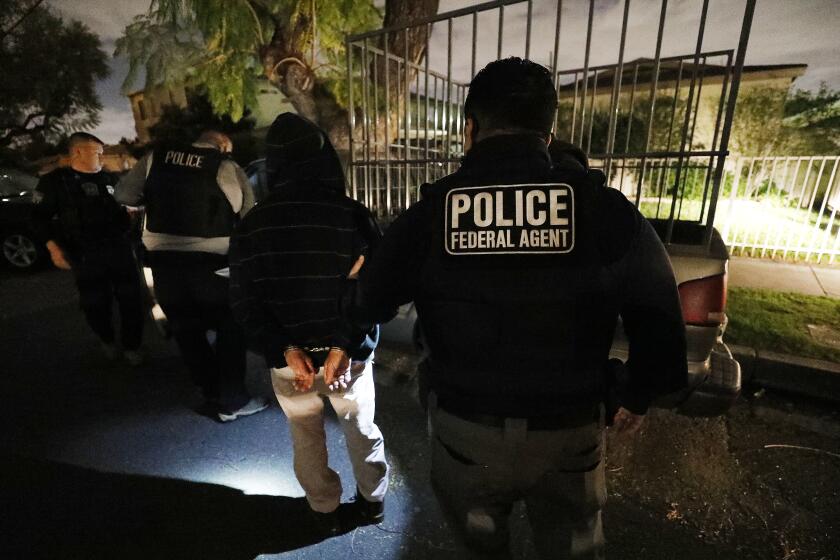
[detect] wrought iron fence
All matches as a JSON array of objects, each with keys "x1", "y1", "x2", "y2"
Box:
[
  {"x1": 717, "y1": 156, "x2": 840, "y2": 264},
  {"x1": 345, "y1": 0, "x2": 757, "y2": 249}
]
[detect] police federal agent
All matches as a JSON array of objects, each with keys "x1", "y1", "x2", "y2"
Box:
[
  {"x1": 32, "y1": 132, "x2": 145, "y2": 365},
  {"x1": 115, "y1": 131, "x2": 269, "y2": 422},
  {"x1": 349, "y1": 58, "x2": 688, "y2": 559}
]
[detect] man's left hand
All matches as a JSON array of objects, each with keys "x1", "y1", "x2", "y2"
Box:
[{"x1": 324, "y1": 347, "x2": 351, "y2": 391}]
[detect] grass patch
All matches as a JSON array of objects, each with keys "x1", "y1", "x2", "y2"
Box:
[{"x1": 726, "y1": 287, "x2": 840, "y2": 363}]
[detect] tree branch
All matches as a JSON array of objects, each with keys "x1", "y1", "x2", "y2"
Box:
[{"x1": 0, "y1": 0, "x2": 46, "y2": 41}]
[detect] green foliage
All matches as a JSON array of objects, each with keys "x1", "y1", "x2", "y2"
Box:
[
  {"x1": 555, "y1": 95, "x2": 688, "y2": 155},
  {"x1": 117, "y1": 0, "x2": 381, "y2": 122},
  {"x1": 730, "y1": 87, "x2": 788, "y2": 157},
  {"x1": 726, "y1": 287, "x2": 840, "y2": 363},
  {"x1": 783, "y1": 84, "x2": 840, "y2": 154},
  {"x1": 0, "y1": 1, "x2": 109, "y2": 148}
]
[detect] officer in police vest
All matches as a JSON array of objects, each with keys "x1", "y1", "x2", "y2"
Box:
[
  {"x1": 116, "y1": 131, "x2": 269, "y2": 422},
  {"x1": 32, "y1": 132, "x2": 146, "y2": 365},
  {"x1": 349, "y1": 58, "x2": 688, "y2": 558}
]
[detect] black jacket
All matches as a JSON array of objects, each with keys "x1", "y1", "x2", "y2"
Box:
[
  {"x1": 229, "y1": 113, "x2": 381, "y2": 368},
  {"x1": 31, "y1": 167, "x2": 129, "y2": 258},
  {"x1": 351, "y1": 134, "x2": 687, "y2": 416}
]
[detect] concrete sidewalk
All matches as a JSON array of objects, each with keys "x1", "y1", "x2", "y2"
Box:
[{"x1": 728, "y1": 256, "x2": 840, "y2": 298}]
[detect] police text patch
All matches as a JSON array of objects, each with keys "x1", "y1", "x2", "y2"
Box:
[{"x1": 445, "y1": 183, "x2": 574, "y2": 255}]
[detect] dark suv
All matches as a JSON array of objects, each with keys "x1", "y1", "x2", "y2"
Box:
[{"x1": 0, "y1": 168, "x2": 44, "y2": 270}]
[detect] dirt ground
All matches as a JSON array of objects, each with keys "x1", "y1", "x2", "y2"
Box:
[
  {"x1": 606, "y1": 389, "x2": 840, "y2": 560},
  {"x1": 376, "y1": 346, "x2": 840, "y2": 560}
]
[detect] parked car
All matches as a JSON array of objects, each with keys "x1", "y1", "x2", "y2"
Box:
[{"x1": 0, "y1": 168, "x2": 44, "y2": 271}]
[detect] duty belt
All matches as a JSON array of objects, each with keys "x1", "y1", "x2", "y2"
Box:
[{"x1": 437, "y1": 399, "x2": 599, "y2": 431}]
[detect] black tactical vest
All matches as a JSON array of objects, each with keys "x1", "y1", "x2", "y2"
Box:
[
  {"x1": 144, "y1": 146, "x2": 235, "y2": 237},
  {"x1": 56, "y1": 168, "x2": 125, "y2": 248},
  {"x1": 417, "y1": 153, "x2": 631, "y2": 416}
]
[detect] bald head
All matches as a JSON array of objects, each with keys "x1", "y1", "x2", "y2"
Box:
[
  {"x1": 196, "y1": 130, "x2": 233, "y2": 153},
  {"x1": 68, "y1": 132, "x2": 104, "y2": 173}
]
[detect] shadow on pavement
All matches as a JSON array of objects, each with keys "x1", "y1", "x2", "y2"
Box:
[{"x1": 1, "y1": 453, "x2": 355, "y2": 559}]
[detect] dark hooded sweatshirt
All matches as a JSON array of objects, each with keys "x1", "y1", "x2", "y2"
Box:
[{"x1": 228, "y1": 113, "x2": 381, "y2": 368}]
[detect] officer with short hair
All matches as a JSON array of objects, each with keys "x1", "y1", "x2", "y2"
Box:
[
  {"x1": 349, "y1": 58, "x2": 688, "y2": 558},
  {"x1": 32, "y1": 132, "x2": 145, "y2": 365},
  {"x1": 116, "y1": 130, "x2": 269, "y2": 422}
]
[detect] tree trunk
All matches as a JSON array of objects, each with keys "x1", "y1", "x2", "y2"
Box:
[{"x1": 260, "y1": 0, "x2": 439, "y2": 154}]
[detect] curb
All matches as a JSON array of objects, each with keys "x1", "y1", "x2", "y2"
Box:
[{"x1": 730, "y1": 344, "x2": 840, "y2": 403}]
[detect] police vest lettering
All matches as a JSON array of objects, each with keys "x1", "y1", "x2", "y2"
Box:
[
  {"x1": 164, "y1": 150, "x2": 205, "y2": 169},
  {"x1": 445, "y1": 183, "x2": 574, "y2": 255}
]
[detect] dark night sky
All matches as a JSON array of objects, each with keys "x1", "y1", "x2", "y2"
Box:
[{"x1": 48, "y1": 0, "x2": 840, "y2": 144}]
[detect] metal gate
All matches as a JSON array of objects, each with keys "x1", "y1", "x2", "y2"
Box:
[{"x1": 345, "y1": 0, "x2": 757, "y2": 248}]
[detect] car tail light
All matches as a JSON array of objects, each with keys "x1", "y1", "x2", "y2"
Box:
[{"x1": 678, "y1": 273, "x2": 727, "y2": 326}]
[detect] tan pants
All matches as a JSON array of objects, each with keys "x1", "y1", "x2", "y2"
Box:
[
  {"x1": 430, "y1": 403, "x2": 606, "y2": 559},
  {"x1": 271, "y1": 361, "x2": 389, "y2": 513}
]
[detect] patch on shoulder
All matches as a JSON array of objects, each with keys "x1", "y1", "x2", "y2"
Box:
[
  {"x1": 106, "y1": 184, "x2": 115, "y2": 196},
  {"x1": 445, "y1": 183, "x2": 575, "y2": 255}
]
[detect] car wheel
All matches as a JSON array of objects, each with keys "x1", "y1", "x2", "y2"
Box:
[{"x1": 2, "y1": 231, "x2": 42, "y2": 270}]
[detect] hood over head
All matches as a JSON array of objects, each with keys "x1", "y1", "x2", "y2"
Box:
[{"x1": 265, "y1": 112, "x2": 346, "y2": 194}]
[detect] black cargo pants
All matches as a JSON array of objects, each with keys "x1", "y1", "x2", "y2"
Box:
[
  {"x1": 429, "y1": 398, "x2": 606, "y2": 559},
  {"x1": 150, "y1": 258, "x2": 249, "y2": 412},
  {"x1": 72, "y1": 239, "x2": 145, "y2": 351}
]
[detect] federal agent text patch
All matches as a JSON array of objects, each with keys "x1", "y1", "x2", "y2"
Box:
[{"x1": 445, "y1": 183, "x2": 574, "y2": 255}]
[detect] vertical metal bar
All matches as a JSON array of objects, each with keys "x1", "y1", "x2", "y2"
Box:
[
  {"x1": 578, "y1": 0, "x2": 595, "y2": 143},
  {"x1": 757, "y1": 157, "x2": 780, "y2": 257},
  {"x1": 497, "y1": 5, "x2": 504, "y2": 59},
  {"x1": 698, "y1": 51, "x2": 731, "y2": 225},
  {"x1": 605, "y1": 0, "x2": 631, "y2": 178},
  {"x1": 552, "y1": 0, "x2": 562, "y2": 88},
  {"x1": 794, "y1": 157, "x2": 828, "y2": 260},
  {"x1": 384, "y1": 31, "x2": 391, "y2": 215},
  {"x1": 686, "y1": 56, "x2": 706, "y2": 154},
  {"x1": 665, "y1": 0, "x2": 709, "y2": 244},
  {"x1": 730, "y1": 158, "x2": 756, "y2": 250},
  {"x1": 433, "y1": 74, "x2": 440, "y2": 159},
  {"x1": 525, "y1": 0, "x2": 533, "y2": 60},
  {"x1": 586, "y1": 69, "x2": 598, "y2": 155},
  {"x1": 570, "y1": 71, "x2": 579, "y2": 143},
  {"x1": 775, "y1": 157, "x2": 805, "y2": 258},
  {"x1": 346, "y1": 40, "x2": 356, "y2": 199},
  {"x1": 404, "y1": 30, "x2": 411, "y2": 208},
  {"x1": 471, "y1": 11, "x2": 478, "y2": 79},
  {"x1": 361, "y1": 40, "x2": 371, "y2": 208},
  {"x1": 372, "y1": 46, "x2": 380, "y2": 213},
  {"x1": 624, "y1": 62, "x2": 639, "y2": 153},
  {"x1": 424, "y1": 23, "x2": 431, "y2": 186},
  {"x1": 769, "y1": 157, "x2": 793, "y2": 259},
  {"x1": 446, "y1": 19, "x2": 453, "y2": 162},
  {"x1": 782, "y1": 157, "x2": 815, "y2": 260},
  {"x1": 655, "y1": 60, "x2": 682, "y2": 224},
  {"x1": 644, "y1": 0, "x2": 668, "y2": 154},
  {"x1": 720, "y1": 156, "x2": 742, "y2": 243},
  {"x1": 703, "y1": 0, "x2": 757, "y2": 247},
  {"x1": 633, "y1": 156, "x2": 647, "y2": 206},
  {"x1": 816, "y1": 160, "x2": 839, "y2": 263}
]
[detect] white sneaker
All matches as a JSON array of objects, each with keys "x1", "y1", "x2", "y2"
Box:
[{"x1": 217, "y1": 397, "x2": 271, "y2": 422}]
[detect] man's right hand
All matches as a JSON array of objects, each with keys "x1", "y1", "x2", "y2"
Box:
[
  {"x1": 46, "y1": 240, "x2": 71, "y2": 270},
  {"x1": 285, "y1": 347, "x2": 316, "y2": 392}
]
